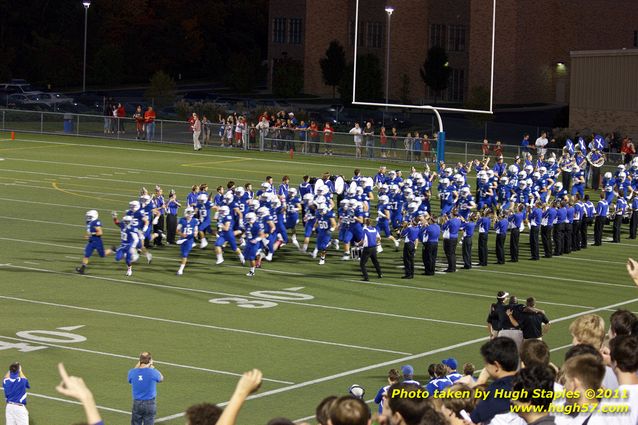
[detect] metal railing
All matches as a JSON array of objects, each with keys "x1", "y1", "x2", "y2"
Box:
[{"x1": 1, "y1": 108, "x2": 628, "y2": 170}]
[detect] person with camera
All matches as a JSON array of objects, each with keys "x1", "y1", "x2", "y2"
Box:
[
  {"x1": 128, "y1": 352, "x2": 164, "y2": 425},
  {"x1": 3, "y1": 362, "x2": 30, "y2": 425}
]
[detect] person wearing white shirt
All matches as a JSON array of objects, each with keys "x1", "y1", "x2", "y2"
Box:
[
  {"x1": 536, "y1": 132, "x2": 549, "y2": 157},
  {"x1": 349, "y1": 122, "x2": 363, "y2": 158}
]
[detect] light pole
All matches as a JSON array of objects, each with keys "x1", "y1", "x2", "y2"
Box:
[
  {"x1": 82, "y1": 0, "x2": 91, "y2": 93},
  {"x1": 384, "y1": 6, "x2": 394, "y2": 112}
]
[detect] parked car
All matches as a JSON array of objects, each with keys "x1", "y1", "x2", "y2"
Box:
[
  {"x1": 0, "y1": 82, "x2": 36, "y2": 94},
  {"x1": 7, "y1": 93, "x2": 50, "y2": 108},
  {"x1": 29, "y1": 91, "x2": 74, "y2": 107},
  {"x1": 52, "y1": 102, "x2": 93, "y2": 114}
]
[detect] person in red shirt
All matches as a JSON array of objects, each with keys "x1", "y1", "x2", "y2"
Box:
[
  {"x1": 493, "y1": 140, "x2": 503, "y2": 157},
  {"x1": 116, "y1": 103, "x2": 126, "y2": 133},
  {"x1": 422, "y1": 134, "x2": 431, "y2": 162},
  {"x1": 133, "y1": 105, "x2": 144, "y2": 140},
  {"x1": 323, "y1": 122, "x2": 334, "y2": 156},
  {"x1": 308, "y1": 121, "x2": 319, "y2": 154},
  {"x1": 481, "y1": 138, "x2": 491, "y2": 158},
  {"x1": 144, "y1": 106, "x2": 156, "y2": 142},
  {"x1": 379, "y1": 126, "x2": 387, "y2": 158}
]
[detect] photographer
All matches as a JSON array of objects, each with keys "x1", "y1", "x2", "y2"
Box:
[
  {"x1": 3, "y1": 362, "x2": 29, "y2": 425},
  {"x1": 128, "y1": 352, "x2": 164, "y2": 425}
]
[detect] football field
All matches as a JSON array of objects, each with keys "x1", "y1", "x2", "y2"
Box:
[{"x1": 0, "y1": 133, "x2": 637, "y2": 425}]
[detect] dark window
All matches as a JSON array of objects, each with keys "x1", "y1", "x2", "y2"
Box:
[
  {"x1": 366, "y1": 22, "x2": 384, "y2": 48},
  {"x1": 429, "y1": 24, "x2": 446, "y2": 48},
  {"x1": 273, "y1": 18, "x2": 286, "y2": 43},
  {"x1": 448, "y1": 25, "x2": 466, "y2": 52},
  {"x1": 289, "y1": 18, "x2": 303, "y2": 44},
  {"x1": 448, "y1": 68, "x2": 465, "y2": 102}
]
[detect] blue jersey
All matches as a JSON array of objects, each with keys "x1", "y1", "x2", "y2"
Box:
[
  {"x1": 495, "y1": 218, "x2": 509, "y2": 235},
  {"x1": 119, "y1": 222, "x2": 138, "y2": 246},
  {"x1": 443, "y1": 217, "x2": 461, "y2": 239},
  {"x1": 178, "y1": 217, "x2": 199, "y2": 240},
  {"x1": 218, "y1": 213, "x2": 235, "y2": 231},
  {"x1": 421, "y1": 223, "x2": 441, "y2": 243},
  {"x1": 246, "y1": 221, "x2": 265, "y2": 244},
  {"x1": 461, "y1": 221, "x2": 476, "y2": 238},
  {"x1": 477, "y1": 217, "x2": 491, "y2": 234},
  {"x1": 3, "y1": 373, "x2": 30, "y2": 405},
  {"x1": 196, "y1": 200, "x2": 213, "y2": 225},
  {"x1": 316, "y1": 211, "x2": 335, "y2": 234},
  {"x1": 86, "y1": 219, "x2": 102, "y2": 239}
]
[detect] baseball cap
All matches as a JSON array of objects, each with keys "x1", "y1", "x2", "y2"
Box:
[
  {"x1": 497, "y1": 291, "x2": 509, "y2": 299},
  {"x1": 401, "y1": 365, "x2": 414, "y2": 376},
  {"x1": 442, "y1": 358, "x2": 458, "y2": 370}
]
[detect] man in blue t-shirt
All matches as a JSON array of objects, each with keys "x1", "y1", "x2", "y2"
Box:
[
  {"x1": 128, "y1": 352, "x2": 164, "y2": 425},
  {"x1": 3, "y1": 362, "x2": 30, "y2": 425}
]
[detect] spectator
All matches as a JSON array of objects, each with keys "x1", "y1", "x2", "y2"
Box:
[
  {"x1": 412, "y1": 132, "x2": 422, "y2": 161},
  {"x1": 386, "y1": 382, "x2": 432, "y2": 425},
  {"x1": 404, "y1": 132, "x2": 414, "y2": 161},
  {"x1": 438, "y1": 383, "x2": 479, "y2": 425},
  {"x1": 216, "y1": 369, "x2": 262, "y2": 425},
  {"x1": 390, "y1": 126, "x2": 398, "y2": 158},
  {"x1": 309, "y1": 120, "x2": 320, "y2": 154},
  {"x1": 116, "y1": 102, "x2": 126, "y2": 133},
  {"x1": 470, "y1": 337, "x2": 519, "y2": 425},
  {"x1": 493, "y1": 140, "x2": 503, "y2": 157},
  {"x1": 609, "y1": 309, "x2": 638, "y2": 338},
  {"x1": 224, "y1": 116, "x2": 234, "y2": 148},
  {"x1": 323, "y1": 122, "x2": 334, "y2": 156},
  {"x1": 363, "y1": 121, "x2": 374, "y2": 159},
  {"x1": 3, "y1": 362, "x2": 29, "y2": 425},
  {"x1": 487, "y1": 290, "x2": 508, "y2": 339},
  {"x1": 401, "y1": 365, "x2": 421, "y2": 386},
  {"x1": 424, "y1": 364, "x2": 453, "y2": 395},
  {"x1": 191, "y1": 112, "x2": 202, "y2": 151},
  {"x1": 329, "y1": 396, "x2": 370, "y2": 425},
  {"x1": 374, "y1": 369, "x2": 400, "y2": 415},
  {"x1": 555, "y1": 354, "x2": 605, "y2": 425},
  {"x1": 297, "y1": 120, "x2": 308, "y2": 153},
  {"x1": 481, "y1": 139, "x2": 490, "y2": 157},
  {"x1": 380, "y1": 126, "x2": 387, "y2": 158},
  {"x1": 256, "y1": 116, "x2": 270, "y2": 151},
  {"x1": 442, "y1": 358, "x2": 463, "y2": 382},
  {"x1": 454, "y1": 363, "x2": 477, "y2": 386},
  {"x1": 144, "y1": 106, "x2": 156, "y2": 142},
  {"x1": 422, "y1": 134, "x2": 430, "y2": 163},
  {"x1": 55, "y1": 363, "x2": 103, "y2": 425},
  {"x1": 134, "y1": 105, "x2": 145, "y2": 140},
  {"x1": 508, "y1": 296, "x2": 551, "y2": 341},
  {"x1": 569, "y1": 314, "x2": 618, "y2": 390},
  {"x1": 520, "y1": 133, "x2": 531, "y2": 154},
  {"x1": 103, "y1": 99, "x2": 112, "y2": 134},
  {"x1": 510, "y1": 365, "x2": 556, "y2": 425},
  {"x1": 185, "y1": 403, "x2": 223, "y2": 425},
  {"x1": 535, "y1": 132, "x2": 549, "y2": 157},
  {"x1": 201, "y1": 114, "x2": 211, "y2": 146},
  {"x1": 315, "y1": 396, "x2": 337, "y2": 425},
  {"x1": 128, "y1": 352, "x2": 164, "y2": 425},
  {"x1": 248, "y1": 122, "x2": 256, "y2": 149},
  {"x1": 349, "y1": 122, "x2": 363, "y2": 158}
]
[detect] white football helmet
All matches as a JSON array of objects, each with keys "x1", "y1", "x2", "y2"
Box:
[
  {"x1": 261, "y1": 182, "x2": 271, "y2": 190},
  {"x1": 289, "y1": 187, "x2": 298, "y2": 197},
  {"x1": 223, "y1": 192, "x2": 234, "y2": 204},
  {"x1": 508, "y1": 165, "x2": 518, "y2": 175},
  {"x1": 122, "y1": 215, "x2": 133, "y2": 225},
  {"x1": 461, "y1": 187, "x2": 471, "y2": 197},
  {"x1": 378, "y1": 195, "x2": 389, "y2": 204},
  {"x1": 245, "y1": 212, "x2": 257, "y2": 224},
  {"x1": 440, "y1": 178, "x2": 450, "y2": 188},
  {"x1": 86, "y1": 210, "x2": 98, "y2": 222},
  {"x1": 235, "y1": 187, "x2": 245, "y2": 197},
  {"x1": 257, "y1": 207, "x2": 270, "y2": 218},
  {"x1": 129, "y1": 201, "x2": 140, "y2": 212},
  {"x1": 140, "y1": 194, "x2": 151, "y2": 206},
  {"x1": 604, "y1": 172, "x2": 612, "y2": 180},
  {"x1": 554, "y1": 182, "x2": 563, "y2": 191},
  {"x1": 318, "y1": 204, "x2": 329, "y2": 214},
  {"x1": 302, "y1": 193, "x2": 314, "y2": 203},
  {"x1": 197, "y1": 193, "x2": 209, "y2": 203},
  {"x1": 184, "y1": 207, "x2": 195, "y2": 217}
]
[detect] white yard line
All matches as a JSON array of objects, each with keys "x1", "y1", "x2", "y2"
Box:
[
  {"x1": 0, "y1": 292, "x2": 410, "y2": 356},
  {"x1": 473, "y1": 268, "x2": 631, "y2": 289},
  {"x1": 0, "y1": 334, "x2": 293, "y2": 384},
  {"x1": 0, "y1": 388, "x2": 130, "y2": 416}
]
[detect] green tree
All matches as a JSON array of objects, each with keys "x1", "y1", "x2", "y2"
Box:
[
  {"x1": 272, "y1": 57, "x2": 304, "y2": 98},
  {"x1": 420, "y1": 46, "x2": 451, "y2": 104},
  {"x1": 338, "y1": 54, "x2": 383, "y2": 105},
  {"x1": 145, "y1": 71, "x2": 177, "y2": 108},
  {"x1": 320, "y1": 40, "x2": 347, "y2": 100}
]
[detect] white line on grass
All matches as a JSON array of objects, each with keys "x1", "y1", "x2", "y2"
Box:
[
  {"x1": 0, "y1": 292, "x2": 411, "y2": 356},
  {"x1": 156, "y1": 294, "x2": 638, "y2": 423},
  {"x1": 0, "y1": 234, "x2": 609, "y2": 313},
  {"x1": 0, "y1": 334, "x2": 293, "y2": 385},
  {"x1": 7, "y1": 137, "x2": 386, "y2": 172},
  {"x1": 473, "y1": 269, "x2": 630, "y2": 289},
  {"x1": 0, "y1": 388, "x2": 131, "y2": 415}
]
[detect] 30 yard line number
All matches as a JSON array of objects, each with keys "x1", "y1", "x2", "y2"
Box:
[{"x1": 209, "y1": 287, "x2": 313, "y2": 309}]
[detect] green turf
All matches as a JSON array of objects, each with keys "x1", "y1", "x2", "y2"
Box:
[{"x1": 0, "y1": 132, "x2": 636, "y2": 425}]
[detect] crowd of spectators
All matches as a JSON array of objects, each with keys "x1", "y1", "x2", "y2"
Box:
[{"x1": 5, "y1": 261, "x2": 638, "y2": 425}]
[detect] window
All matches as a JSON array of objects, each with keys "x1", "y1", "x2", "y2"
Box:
[
  {"x1": 447, "y1": 68, "x2": 465, "y2": 102},
  {"x1": 366, "y1": 22, "x2": 383, "y2": 48},
  {"x1": 288, "y1": 18, "x2": 302, "y2": 44},
  {"x1": 273, "y1": 18, "x2": 286, "y2": 44},
  {"x1": 448, "y1": 25, "x2": 466, "y2": 52},
  {"x1": 430, "y1": 24, "x2": 446, "y2": 48}
]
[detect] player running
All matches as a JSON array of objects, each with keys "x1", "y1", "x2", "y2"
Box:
[
  {"x1": 76, "y1": 210, "x2": 115, "y2": 274},
  {"x1": 176, "y1": 207, "x2": 199, "y2": 275}
]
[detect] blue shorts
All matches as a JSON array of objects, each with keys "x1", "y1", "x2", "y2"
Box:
[
  {"x1": 571, "y1": 184, "x2": 584, "y2": 197},
  {"x1": 316, "y1": 232, "x2": 331, "y2": 251},
  {"x1": 377, "y1": 221, "x2": 391, "y2": 237},
  {"x1": 304, "y1": 220, "x2": 316, "y2": 238},
  {"x1": 339, "y1": 227, "x2": 353, "y2": 243},
  {"x1": 115, "y1": 245, "x2": 134, "y2": 264},
  {"x1": 243, "y1": 243, "x2": 260, "y2": 261},
  {"x1": 84, "y1": 238, "x2": 105, "y2": 258},
  {"x1": 200, "y1": 221, "x2": 212, "y2": 234},
  {"x1": 285, "y1": 214, "x2": 299, "y2": 229},
  {"x1": 180, "y1": 239, "x2": 194, "y2": 258},
  {"x1": 351, "y1": 224, "x2": 363, "y2": 243},
  {"x1": 215, "y1": 231, "x2": 237, "y2": 251}
]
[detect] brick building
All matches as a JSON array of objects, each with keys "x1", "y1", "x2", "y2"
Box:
[{"x1": 267, "y1": 0, "x2": 638, "y2": 105}]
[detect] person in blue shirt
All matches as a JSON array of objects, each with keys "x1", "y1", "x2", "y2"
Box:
[
  {"x1": 115, "y1": 215, "x2": 140, "y2": 277},
  {"x1": 509, "y1": 204, "x2": 525, "y2": 262},
  {"x1": 195, "y1": 193, "x2": 213, "y2": 249},
  {"x1": 425, "y1": 363, "x2": 453, "y2": 396},
  {"x1": 477, "y1": 209, "x2": 492, "y2": 266},
  {"x1": 571, "y1": 195, "x2": 583, "y2": 252},
  {"x1": 420, "y1": 215, "x2": 440, "y2": 275},
  {"x1": 442, "y1": 213, "x2": 461, "y2": 272},
  {"x1": 187, "y1": 184, "x2": 200, "y2": 208},
  {"x1": 494, "y1": 211, "x2": 509, "y2": 265},
  {"x1": 128, "y1": 352, "x2": 163, "y2": 425},
  {"x1": 76, "y1": 210, "x2": 114, "y2": 275},
  {"x1": 520, "y1": 133, "x2": 530, "y2": 154},
  {"x1": 278, "y1": 175, "x2": 290, "y2": 198},
  {"x1": 460, "y1": 213, "x2": 477, "y2": 269},
  {"x1": 541, "y1": 202, "x2": 556, "y2": 258},
  {"x1": 358, "y1": 219, "x2": 383, "y2": 281},
  {"x1": 528, "y1": 201, "x2": 543, "y2": 260},
  {"x1": 594, "y1": 193, "x2": 609, "y2": 246},
  {"x1": 373, "y1": 369, "x2": 400, "y2": 415},
  {"x1": 176, "y1": 207, "x2": 199, "y2": 276},
  {"x1": 564, "y1": 200, "x2": 575, "y2": 254},
  {"x1": 400, "y1": 220, "x2": 420, "y2": 279},
  {"x1": 553, "y1": 200, "x2": 567, "y2": 256},
  {"x1": 583, "y1": 194, "x2": 595, "y2": 249},
  {"x1": 612, "y1": 192, "x2": 627, "y2": 243},
  {"x1": 3, "y1": 362, "x2": 30, "y2": 424},
  {"x1": 243, "y1": 212, "x2": 267, "y2": 277},
  {"x1": 165, "y1": 190, "x2": 181, "y2": 245}
]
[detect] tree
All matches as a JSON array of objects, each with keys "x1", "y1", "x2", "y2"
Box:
[
  {"x1": 320, "y1": 40, "x2": 346, "y2": 100},
  {"x1": 420, "y1": 46, "x2": 451, "y2": 104},
  {"x1": 272, "y1": 57, "x2": 304, "y2": 98},
  {"x1": 338, "y1": 54, "x2": 383, "y2": 105},
  {"x1": 145, "y1": 71, "x2": 176, "y2": 108}
]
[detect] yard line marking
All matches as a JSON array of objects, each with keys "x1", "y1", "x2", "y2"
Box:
[
  {"x1": 0, "y1": 233, "x2": 603, "y2": 312},
  {"x1": 0, "y1": 289, "x2": 411, "y2": 356},
  {"x1": 0, "y1": 334, "x2": 293, "y2": 385},
  {"x1": 0, "y1": 243, "x2": 484, "y2": 329},
  {"x1": 53, "y1": 181, "x2": 124, "y2": 203},
  {"x1": 156, "y1": 293, "x2": 638, "y2": 423},
  {"x1": 0, "y1": 388, "x2": 130, "y2": 415},
  {"x1": 557, "y1": 256, "x2": 626, "y2": 265},
  {"x1": 23, "y1": 261, "x2": 39, "y2": 265},
  {"x1": 473, "y1": 268, "x2": 631, "y2": 289},
  {"x1": 9, "y1": 137, "x2": 386, "y2": 171}
]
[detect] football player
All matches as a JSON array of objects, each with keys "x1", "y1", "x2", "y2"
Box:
[
  {"x1": 76, "y1": 210, "x2": 114, "y2": 274},
  {"x1": 176, "y1": 207, "x2": 199, "y2": 275}
]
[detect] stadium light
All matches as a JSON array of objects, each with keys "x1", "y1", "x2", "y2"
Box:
[
  {"x1": 384, "y1": 6, "x2": 394, "y2": 112},
  {"x1": 82, "y1": 0, "x2": 91, "y2": 93}
]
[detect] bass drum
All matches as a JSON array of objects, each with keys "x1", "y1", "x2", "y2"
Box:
[{"x1": 334, "y1": 176, "x2": 345, "y2": 194}]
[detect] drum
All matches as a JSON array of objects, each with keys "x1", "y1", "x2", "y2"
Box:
[{"x1": 334, "y1": 176, "x2": 345, "y2": 194}]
